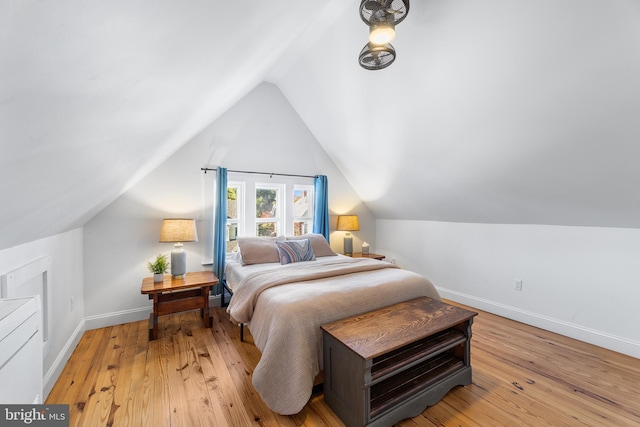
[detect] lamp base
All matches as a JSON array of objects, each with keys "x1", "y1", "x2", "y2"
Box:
[
  {"x1": 343, "y1": 235, "x2": 353, "y2": 256},
  {"x1": 170, "y1": 243, "x2": 186, "y2": 278}
]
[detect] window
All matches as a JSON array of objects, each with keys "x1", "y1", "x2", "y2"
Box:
[
  {"x1": 226, "y1": 183, "x2": 244, "y2": 253},
  {"x1": 293, "y1": 185, "x2": 313, "y2": 236},
  {"x1": 255, "y1": 184, "x2": 282, "y2": 237},
  {"x1": 223, "y1": 174, "x2": 314, "y2": 253}
]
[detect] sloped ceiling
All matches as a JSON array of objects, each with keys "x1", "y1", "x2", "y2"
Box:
[
  {"x1": 2, "y1": 0, "x2": 640, "y2": 251},
  {"x1": 272, "y1": 0, "x2": 640, "y2": 227},
  {"x1": 0, "y1": 0, "x2": 351, "y2": 250}
]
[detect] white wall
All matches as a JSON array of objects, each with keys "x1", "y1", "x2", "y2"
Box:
[
  {"x1": 0, "y1": 228, "x2": 85, "y2": 397},
  {"x1": 377, "y1": 219, "x2": 640, "y2": 358},
  {"x1": 83, "y1": 82, "x2": 374, "y2": 324}
]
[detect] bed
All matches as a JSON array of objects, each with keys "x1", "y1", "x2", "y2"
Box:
[{"x1": 225, "y1": 234, "x2": 441, "y2": 415}]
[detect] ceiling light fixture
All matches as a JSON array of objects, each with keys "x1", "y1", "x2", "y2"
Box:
[
  {"x1": 358, "y1": 0, "x2": 409, "y2": 70},
  {"x1": 359, "y1": 43, "x2": 396, "y2": 70},
  {"x1": 369, "y1": 24, "x2": 395, "y2": 45}
]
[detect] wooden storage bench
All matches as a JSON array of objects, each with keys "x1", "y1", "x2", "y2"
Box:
[{"x1": 321, "y1": 297, "x2": 477, "y2": 427}]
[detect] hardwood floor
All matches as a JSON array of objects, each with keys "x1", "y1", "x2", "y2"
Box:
[{"x1": 47, "y1": 302, "x2": 640, "y2": 426}]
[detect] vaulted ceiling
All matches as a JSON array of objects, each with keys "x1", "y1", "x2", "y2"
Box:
[{"x1": 2, "y1": 0, "x2": 640, "y2": 251}]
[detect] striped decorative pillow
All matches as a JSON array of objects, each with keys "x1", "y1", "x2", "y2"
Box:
[{"x1": 276, "y1": 239, "x2": 316, "y2": 265}]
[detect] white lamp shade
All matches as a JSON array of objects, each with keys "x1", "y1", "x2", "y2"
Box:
[
  {"x1": 336, "y1": 215, "x2": 360, "y2": 232},
  {"x1": 159, "y1": 218, "x2": 198, "y2": 243}
]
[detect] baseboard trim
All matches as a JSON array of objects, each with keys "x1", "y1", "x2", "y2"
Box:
[
  {"x1": 437, "y1": 287, "x2": 640, "y2": 359},
  {"x1": 84, "y1": 306, "x2": 151, "y2": 330},
  {"x1": 83, "y1": 295, "x2": 224, "y2": 331},
  {"x1": 43, "y1": 318, "x2": 86, "y2": 400}
]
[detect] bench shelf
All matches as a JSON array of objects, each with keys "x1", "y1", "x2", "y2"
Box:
[{"x1": 321, "y1": 297, "x2": 477, "y2": 427}]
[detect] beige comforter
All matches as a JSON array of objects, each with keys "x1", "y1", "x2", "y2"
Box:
[{"x1": 226, "y1": 256, "x2": 441, "y2": 415}]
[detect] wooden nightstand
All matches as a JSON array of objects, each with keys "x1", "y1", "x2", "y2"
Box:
[
  {"x1": 141, "y1": 271, "x2": 218, "y2": 340},
  {"x1": 351, "y1": 252, "x2": 385, "y2": 260}
]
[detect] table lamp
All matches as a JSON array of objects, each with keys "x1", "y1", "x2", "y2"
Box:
[
  {"x1": 336, "y1": 215, "x2": 359, "y2": 256},
  {"x1": 159, "y1": 218, "x2": 198, "y2": 278}
]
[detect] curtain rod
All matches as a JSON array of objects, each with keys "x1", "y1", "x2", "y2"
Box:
[{"x1": 200, "y1": 167, "x2": 316, "y2": 179}]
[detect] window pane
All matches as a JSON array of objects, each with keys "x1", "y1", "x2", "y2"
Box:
[
  {"x1": 227, "y1": 187, "x2": 238, "y2": 220},
  {"x1": 256, "y1": 188, "x2": 277, "y2": 218},
  {"x1": 226, "y1": 223, "x2": 238, "y2": 254},
  {"x1": 257, "y1": 222, "x2": 277, "y2": 237},
  {"x1": 294, "y1": 189, "x2": 310, "y2": 218},
  {"x1": 227, "y1": 223, "x2": 238, "y2": 241},
  {"x1": 293, "y1": 221, "x2": 311, "y2": 236},
  {"x1": 226, "y1": 184, "x2": 241, "y2": 254}
]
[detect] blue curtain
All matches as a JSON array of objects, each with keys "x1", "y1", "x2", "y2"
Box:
[
  {"x1": 313, "y1": 175, "x2": 330, "y2": 242},
  {"x1": 213, "y1": 167, "x2": 228, "y2": 295}
]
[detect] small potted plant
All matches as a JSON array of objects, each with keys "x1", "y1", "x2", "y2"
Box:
[{"x1": 148, "y1": 254, "x2": 169, "y2": 282}]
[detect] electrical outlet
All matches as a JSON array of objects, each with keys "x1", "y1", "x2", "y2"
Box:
[
  {"x1": 70, "y1": 297, "x2": 75, "y2": 312},
  {"x1": 514, "y1": 280, "x2": 523, "y2": 291}
]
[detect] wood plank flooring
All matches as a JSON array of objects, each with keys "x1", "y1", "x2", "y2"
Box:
[{"x1": 47, "y1": 302, "x2": 640, "y2": 426}]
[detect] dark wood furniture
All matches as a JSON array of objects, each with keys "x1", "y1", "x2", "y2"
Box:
[
  {"x1": 351, "y1": 252, "x2": 385, "y2": 260},
  {"x1": 321, "y1": 297, "x2": 477, "y2": 427},
  {"x1": 141, "y1": 271, "x2": 218, "y2": 340}
]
